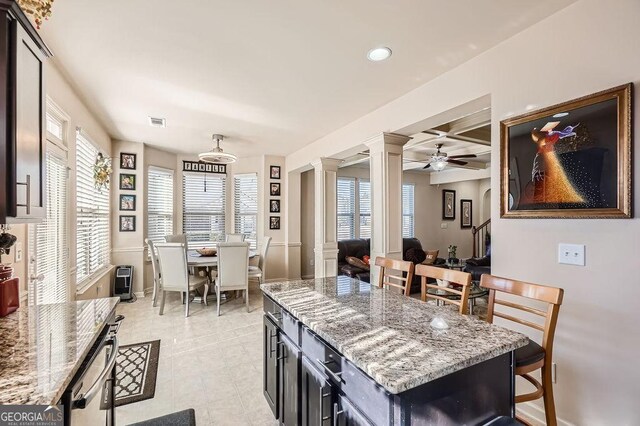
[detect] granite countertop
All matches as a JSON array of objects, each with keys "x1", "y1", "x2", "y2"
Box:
[
  {"x1": 0, "y1": 297, "x2": 119, "y2": 405},
  {"x1": 261, "y1": 277, "x2": 528, "y2": 394}
]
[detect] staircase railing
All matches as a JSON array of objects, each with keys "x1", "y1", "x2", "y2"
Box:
[{"x1": 471, "y1": 219, "x2": 491, "y2": 258}]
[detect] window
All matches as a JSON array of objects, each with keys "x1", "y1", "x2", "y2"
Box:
[
  {"x1": 358, "y1": 180, "x2": 371, "y2": 239},
  {"x1": 234, "y1": 174, "x2": 257, "y2": 249},
  {"x1": 337, "y1": 178, "x2": 356, "y2": 240},
  {"x1": 76, "y1": 133, "x2": 110, "y2": 286},
  {"x1": 402, "y1": 184, "x2": 415, "y2": 238},
  {"x1": 183, "y1": 172, "x2": 226, "y2": 247},
  {"x1": 147, "y1": 167, "x2": 174, "y2": 244},
  {"x1": 29, "y1": 114, "x2": 69, "y2": 305}
]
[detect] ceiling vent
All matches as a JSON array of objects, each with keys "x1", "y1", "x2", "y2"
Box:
[{"x1": 148, "y1": 116, "x2": 166, "y2": 128}]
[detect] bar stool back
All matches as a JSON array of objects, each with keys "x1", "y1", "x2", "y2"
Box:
[
  {"x1": 415, "y1": 264, "x2": 472, "y2": 314},
  {"x1": 374, "y1": 257, "x2": 415, "y2": 296},
  {"x1": 480, "y1": 274, "x2": 564, "y2": 426}
]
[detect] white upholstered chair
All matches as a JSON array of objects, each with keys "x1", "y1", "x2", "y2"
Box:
[
  {"x1": 248, "y1": 236, "x2": 271, "y2": 284},
  {"x1": 145, "y1": 238, "x2": 161, "y2": 307},
  {"x1": 165, "y1": 234, "x2": 187, "y2": 244},
  {"x1": 215, "y1": 242, "x2": 249, "y2": 315},
  {"x1": 226, "y1": 233, "x2": 245, "y2": 242},
  {"x1": 155, "y1": 242, "x2": 209, "y2": 317}
]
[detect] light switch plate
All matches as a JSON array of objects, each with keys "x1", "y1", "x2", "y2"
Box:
[
  {"x1": 558, "y1": 243, "x2": 585, "y2": 266},
  {"x1": 441, "y1": 223, "x2": 448, "y2": 229},
  {"x1": 14, "y1": 242, "x2": 23, "y2": 263}
]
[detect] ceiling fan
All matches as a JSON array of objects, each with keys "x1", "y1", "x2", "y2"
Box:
[{"x1": 423, "y1": 143, "x2": 477, "y2": 171}]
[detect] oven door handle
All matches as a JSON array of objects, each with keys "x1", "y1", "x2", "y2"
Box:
[{"x1": 72, "y1": 335, "x2": 119, "y2": 409}]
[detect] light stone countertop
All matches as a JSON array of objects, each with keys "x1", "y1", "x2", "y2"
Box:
[
  {"x1": 261, "y1": 277, "x2": 528, "y2": 394},
  {"x1": 0, "y1": 297, "x2": 119, "y2": 405}
]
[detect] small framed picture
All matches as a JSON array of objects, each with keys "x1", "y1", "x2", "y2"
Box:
[
  {"x1": 460, "y1": 199, "x2": 472, "y2": 228},
  {"x1": 205, "y1": 164, "x2": 212, "y2": 172},
  {"x1": 198, "y1": 163, "x2": 206, "y2": 172},
  {"x1": 270, "y1": 199, "x2": 281, "y2": 213},
  {"x1": 119, "y1": 173, "x2": 136, "y2": 190},
  {"x1": 270, "y1": 183, "x2": 281, "y2": 196},
  {"x1": 119, "y1": 194, "x2": 136, "y2": 211},
  {"x1": 270, "y1": 165, "x2": 281, "y2": 180},
  {"x1": 184, "y1": 162, "x2": 192, "y2": 171},
  {"x1": 269, "y1": 216, "x2": 280, "y2": 230},
  {"x1": 120, "y1": 153, "x2": 136, "y2": 170},
  {"x1": 442, "y1": 189, "x2": 456, "y2": 220},
  {"x1": 119, "y1": 215, "x2": 136, "y2": 232}
]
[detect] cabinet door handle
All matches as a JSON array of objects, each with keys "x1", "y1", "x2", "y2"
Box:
[
  {"x1": 16, "y1": 174, "x2": 31, "y2": 215},
  {"x1": 269, "y1": 331, "x2": 278, "y2": 355},
  {"x1": 333, "y1": 403, "x2": 344, "y2": 426},
  {"x1": 316, "y1": 358, "x2": 344, "y2": 383},
  {"x1": 320, "y1": 385, "x2": 331, "y2": 423}
]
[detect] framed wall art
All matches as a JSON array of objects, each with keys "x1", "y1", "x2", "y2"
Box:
[
  {"x1": 120, "y1": 152, "x2": 136, "y2": 170},
  {"x1": 501, "y1": 83, "x2": 632, "y2": 218},
  {"x1": 270, "y1": 199, "x2": 281, "y2": 213},
  {"x1": 270, "y1": 165, "x2": 281, "y2": 179},
  {"x1": 119, "y1": 215, "x2": 136, "y2": 232},
  {"x1": 442, "y1": 190, "x2": 456, "y2": 220},
  {"x1": 269, "y1": 216, "x2": 280, "y2": 230},
  {"x1": 119, "y1": 173, "x2": 136, "y2": 190},
  {"x1": 119, "y1": 194, "x2": 136, "y2": 211},
  {"x1": 460, "y1": 199, "x2": 472, "y2": 228},
  {"x1": 270, "y1": 182, "x2": 281, "y2": 196}
]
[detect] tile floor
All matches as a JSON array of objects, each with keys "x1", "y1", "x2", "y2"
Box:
[{"x1": 115, "y1": 287, "x2": 277, "y2": 426}]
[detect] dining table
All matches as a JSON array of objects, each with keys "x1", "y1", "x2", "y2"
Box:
[{"x1": 187, "y1": 249, "x2": 258, "y2": 302}]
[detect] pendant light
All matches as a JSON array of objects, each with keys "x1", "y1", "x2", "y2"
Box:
[{"x1": 199, "y1": 134, "x2": 237, "y2": 164}]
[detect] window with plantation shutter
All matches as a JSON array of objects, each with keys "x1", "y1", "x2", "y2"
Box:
[
  {"x1": 358, "y1": 180, "x2": 371, "y2": 239},
  {"x1": 76, "y1": 133, "x2": 110, "y2": 286},
  {"x1": 182, "y1": 172, "x2": 226, "y2": 247},
  {"x1": 234, "y1": 173, "x2": 257, "y2": 249},
  {"x1": 337, "y1": 178, "x2": 356, "y2": 240},
  {"x1": 147, "y1": 167, "x2": 174, "y2": 244},
  {"x1": 28, "y1": 146, "x2": 69, "y2": 305},
  {"x1": 402, "y1": 184, "x2": 415, "y2": 238}
]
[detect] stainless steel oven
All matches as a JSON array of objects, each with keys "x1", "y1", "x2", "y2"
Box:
[{"x1": 62, "y1": 315, "x2": 123, "y2": 426}]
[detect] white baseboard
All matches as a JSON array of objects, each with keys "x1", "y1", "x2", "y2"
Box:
[
  {"x1": 517, "y1": 402, "x2": 574, "y2": 426},
  {"x1": 301, "y1": 274, "x2": 314, "y2": 279},
  {"x1": 134, "y1": 291, "x2": 145, "y2": 298}
]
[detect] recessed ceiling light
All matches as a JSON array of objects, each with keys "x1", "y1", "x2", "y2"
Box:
[
  {"x1": 553, "y1": 112, "x2": 569, "y2": 118},
  {"x1": 148, "y1": 116, "x2": 166, "y2": 128},
  {"x1": 367, "y1": 47, "x2": 392, "y2": 62}
]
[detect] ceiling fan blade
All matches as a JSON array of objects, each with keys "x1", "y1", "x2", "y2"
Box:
[
  {"x1": 448, "y1": 154, "x2": 477, "y2": 159},
  {"x1": 446, "y1": 159, "x2": 468, "y2": 166},
  {"x1": 422, "y1": 163, "x2": 431, "y2": 169}
]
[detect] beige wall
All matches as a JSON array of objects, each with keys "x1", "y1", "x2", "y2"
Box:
[
  {"x1": 287, "y1": 1, "x2": 640, "y2": 423},
  {"x1": 300, "y1": 170, "x2": 314, "y2": 278}
]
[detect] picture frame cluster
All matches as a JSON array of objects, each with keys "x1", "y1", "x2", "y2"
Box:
[
  {"x1": 269, "y1": 165, "x2": 281, "y2": 230},
  {"x1": 119, "y1": 152, "x2": 137, "y2": 232}
]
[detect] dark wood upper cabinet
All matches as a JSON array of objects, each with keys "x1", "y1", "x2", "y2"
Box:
[{"x1": 0, "y1": 0, "x2": 52, "y2": 224}]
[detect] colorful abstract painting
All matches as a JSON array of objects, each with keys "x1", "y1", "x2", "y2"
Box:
[{"x1": 501, "y1": 84, "x2": 631, "y2": 218}]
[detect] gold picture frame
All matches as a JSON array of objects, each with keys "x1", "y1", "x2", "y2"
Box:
[{"x1": 500, "y1": 83, "x2": 632, "y2": 218}]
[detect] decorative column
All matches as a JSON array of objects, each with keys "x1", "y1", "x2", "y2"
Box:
[
  {"x1": 311, "y1": 158, "x2": 342, "y2": 278},
  {"x1": 365, "y1": 133, "x2": 410, "y2": 284}
]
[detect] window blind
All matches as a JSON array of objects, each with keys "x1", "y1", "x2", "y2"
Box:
[
  {"x1": 183, "y1": 172, "x2": 226, "y2": 247},
  {"x1": 148, "y1": 167, "x2": 174, "y2": 244},
  {"x1": 28, "y1": 148, "x2": 69, "y2": 305},
  {"x1": 337, "y1": 178, "x2": 355, "y2": 240},
  {"x1": 358, "y1": 180, "x2": 371, "y2": 239},
  {"x1": 402, "y1": 184, "x2": 415, "y2": 238},
  {"x1": 46, "y1": 113, "x2": 64, "y2": 143},
  {"x1": 76, "y1": 133, "x2": 110, "y2": 286},
  {"x1": 234, "y1": 173, "x2": 257, "y2": 249}
]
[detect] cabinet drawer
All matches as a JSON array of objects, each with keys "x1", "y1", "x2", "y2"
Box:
[
  {"x1": 341, "y1": 359, "x2": 392, "y2": 426},
  {"x1": 282, "y1": 310, "x2": 301, "y2": 347},
  {"x1": 263, "y1": 295, "x2": 283, "y2": 326},
  {"x1": 301, "y1": 327, "x2": 343, "y2": 384}
]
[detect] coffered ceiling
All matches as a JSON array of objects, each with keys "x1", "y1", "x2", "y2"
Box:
[{"x1": 40, "y1": 0, "x2": 575, "y2": 158}]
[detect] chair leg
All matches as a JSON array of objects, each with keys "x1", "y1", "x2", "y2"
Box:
[
  {"x1": 152, "y1": 282, "x2": 157, "y2": 307},
  {"x1": 181, "y1": 292, "x2": 185, "y2": 304},
  {"x1": 216, "y1": 285, "x2": 221, "y2": 316},
  {"x1": 203, "y1": 284, "x2": 209, "y2": 306},
  {"x1": 246, "y1": 288, "x2": 250, "y2": 313},
  {"x1": 159, "y1": 291, "x2": 166, "y2": 315},
  {"x1": 185, "y1": 294, "x2": 190, "y2": 317},
  {"x1": 541, "y1": 364, "x2": 557, "y2": 426}
]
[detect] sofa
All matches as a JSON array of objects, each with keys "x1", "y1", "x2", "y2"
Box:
[
  {"x1": 337, "y1": 238, "x2": 444, "y2": 294},
  {"x1": 463, "y1": 254, "x2": 491, "y2": 281}
]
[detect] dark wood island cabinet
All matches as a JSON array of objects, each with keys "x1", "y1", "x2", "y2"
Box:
[
  {"x1": 262, "y1": 277, "x2": 528, "y2": 426},
  {"x1": 0, "y1": 0, "x2": 52, "y2": 224}
]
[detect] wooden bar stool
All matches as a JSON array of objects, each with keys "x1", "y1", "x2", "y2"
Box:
[
  {"x1": 375, "y1": 257, "x2": 415, "y2": 296},
  {"x1": 480, "y1": 274, "x2": 564, "y2": 426},
  {"x1": 415, "y1": 264, "x2": 472, "y2": 314}
]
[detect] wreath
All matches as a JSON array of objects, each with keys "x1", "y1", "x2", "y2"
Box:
[{"x1": 93, "y1": 153, "x2": 112, "y2": 192}]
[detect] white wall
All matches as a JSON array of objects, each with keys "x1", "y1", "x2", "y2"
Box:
[{"x1": 286, "y1": 1, "x2": 640, "y2": 423}]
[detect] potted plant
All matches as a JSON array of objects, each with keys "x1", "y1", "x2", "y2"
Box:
[
  {"x1": 0, "y1": 231, "x2": 17, "y2": 281},
  {"x1": 447, "y1": 245, "x2": 458, "y2": 264}
]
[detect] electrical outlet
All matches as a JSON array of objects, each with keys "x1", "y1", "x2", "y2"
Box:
[
  {"x1": 558, "y1": 243, "x2": 585, "y2": 266},
  {"x1": 552, "y1": 362, "x2": 557, "y2": 384},
  {"x1": 14, "y1": 242, "x2": 23, "y2": 263},
  {"x1": 310, "y1": 259, "x2": 314, "y2": 266},
  {"x1": 440, "y1": 223, "x2": 448, "y2": 229}
]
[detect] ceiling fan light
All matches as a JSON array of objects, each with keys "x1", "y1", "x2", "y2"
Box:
[
  {"x1": 198, "y1": 134, "x2": 237, "y2": 164},
  {"x1": 431, "y1": 159, "x2": 447, "y2": 171}
]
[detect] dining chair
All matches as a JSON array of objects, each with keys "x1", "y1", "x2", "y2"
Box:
[
  {"x1": 415, "y1": 264, "x2": 472, "y2": 314},
  {"x1": 155, "y1": 242, "x2": 209, "y2": 317},
  {"x1": 480, "y1": 274, "x2": 564, "y2": 426},
  {"x1": 165, "y1": 234, "x2": 187, "y2": 244},
  {"x1": 248, "y1": 236, "x2": 271, "y2": 284},
  {"x1": 215, "y1": 242, "x2": 249, "y2": 315},
  {"x1": 145, "y1": 238, "x2": 161, "y2": 307},
  {"x1": 374, "y1": 257, "x2": 415, "y2": 296},
  {"x1": 226, "y1": 233, "x2": 245, "y2": 242}
]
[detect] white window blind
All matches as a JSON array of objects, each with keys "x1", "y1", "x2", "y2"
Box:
[
  {"x1": 76, "y1": 133, "x2": 110, "y2": 286},
  {"x1": 46, "y1": 113, "x2": 64, "y2": 143},
  {"x1": 337, "y1": 178, "x2": 356, "y2": 240},
  {"x1": 29, "y1": 148, "x2": 69, "y2": 305},
  {"x1": 358, "y1": 180, "x2": 371, "y2": 239},
  {"x1": 402, "y1": 184, "x2": 415, "y2": 238},
  {"x1": 183, "y1": 172, "x2": 226, "y2": 247},
  {"x1": 147, "y1": 167, "x2": 174, "y2": 244},
  {"x1": 234, "y1": 174, "x2": 257, "y2": 249}
]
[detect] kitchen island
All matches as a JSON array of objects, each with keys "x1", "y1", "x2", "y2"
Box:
[
  {"x1": 261, "y1": 276, "x2": 528, "y2": 425},
  {"x1": 0, "y1": 297, "x2": 119, "y2": 406}
]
